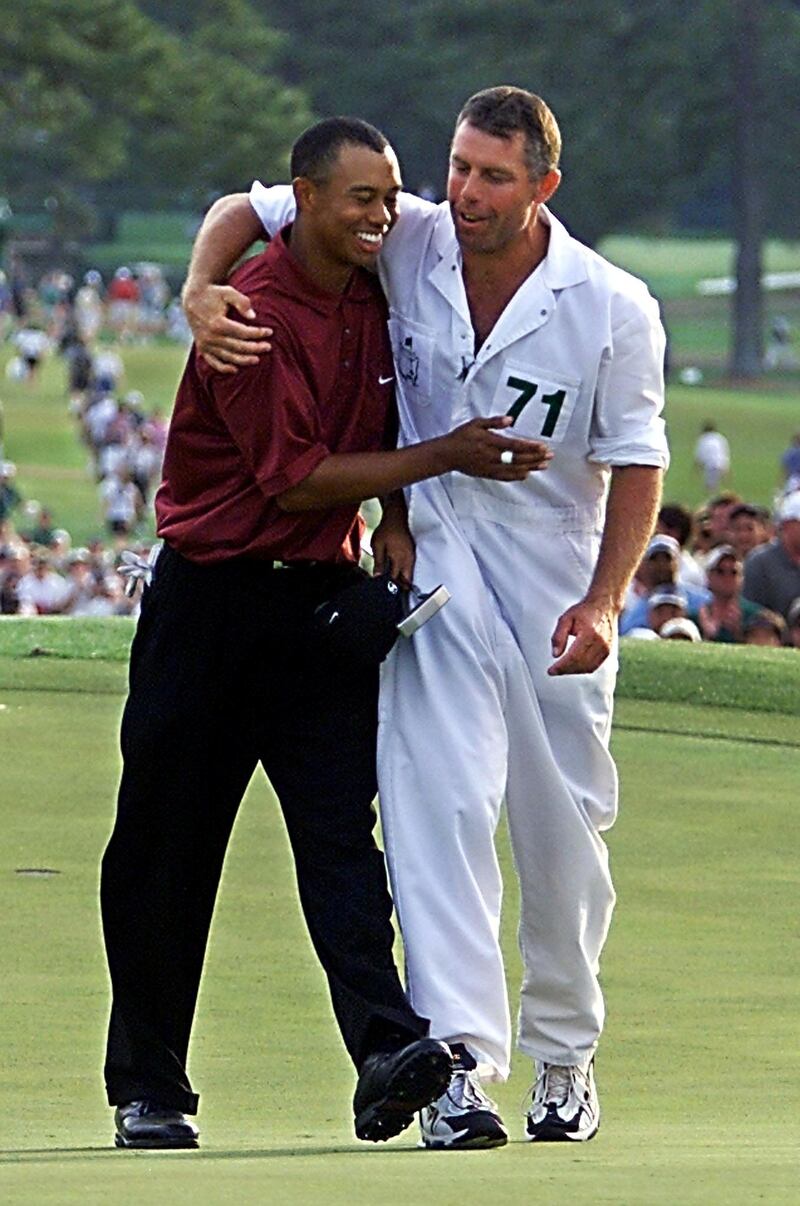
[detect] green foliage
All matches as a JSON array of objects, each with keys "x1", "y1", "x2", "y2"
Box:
[
  {"x1": 0, "y1": 0, "x2": 164, "y2": 198},
  {"x1": 3, "y1": 0, "x2": 799, "y2": 253},
  {"x1": 0, "y1": 0, "x2": 313, "y2": 227},
  {"x1": 262, "y1": 0, "x2": 800, "y2": 247},
  {"x1": 131, "y1": 1, "x2": 313, "y2": 206}
]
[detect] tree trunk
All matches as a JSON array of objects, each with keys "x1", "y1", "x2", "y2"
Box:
[{"x1": 730, "y1": 0, "x2": 764, "y2": 380}]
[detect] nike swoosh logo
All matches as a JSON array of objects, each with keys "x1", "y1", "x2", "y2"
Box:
[{"x1": 378, "y1": 374, "x2": 395, "y2": 385}]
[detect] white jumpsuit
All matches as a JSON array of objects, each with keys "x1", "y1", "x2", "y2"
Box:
[{"x1": 250, "y1": 185, "x2": 669, "y2": 1079}]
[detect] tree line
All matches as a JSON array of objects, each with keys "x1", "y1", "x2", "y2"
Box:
[{"x1": 1, "y1": 0, "x2": 798, "y2": 373}]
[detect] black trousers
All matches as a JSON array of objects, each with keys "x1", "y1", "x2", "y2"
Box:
[{"x1": 101, "y1": 544, "x2": 427, "y2": 1113}]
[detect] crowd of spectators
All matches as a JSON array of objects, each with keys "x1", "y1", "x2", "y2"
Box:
[
  {"x1": 0, "y1": 513, "x2": 144, "y2": 618},
  {"x1": 1, "y1": 259, "x2": 191, "y2": 355},
  {"x1": 1, "y1": 264, "x2": 799, "y2": 652},
  {"x1": 621, "y1": 485, "x2": 800, "y2": 649},
  {"x1": 0, "y1": 261, "x2": 181, "y2": 617},
  {"x1": 72, "y1": 357, "x2": 168, "y2": 540}
]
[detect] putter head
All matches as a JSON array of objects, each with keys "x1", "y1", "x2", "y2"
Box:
[{"x1": 397, "y1": 584, "x2": 451, "y2": 638}]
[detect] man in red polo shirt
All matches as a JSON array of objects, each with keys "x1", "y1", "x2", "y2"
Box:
[{"x1": 101, "y1": 117, "x2": 548, "y2": 1151}]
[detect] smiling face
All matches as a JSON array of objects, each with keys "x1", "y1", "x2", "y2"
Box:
[
  {"x1": 707, "y1": 554, "x2": 742, "y2": 601},
  {"x1": 447, "y1": 122, "x2": 560, "y2": 257},
  {"x1": 296, "y1": 142, "x2": 402, "y2": 285}
]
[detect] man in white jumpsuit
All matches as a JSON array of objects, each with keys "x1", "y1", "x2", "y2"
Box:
[{"x1": 182, "y1": 87, "x2": 668, "y2": 1147}]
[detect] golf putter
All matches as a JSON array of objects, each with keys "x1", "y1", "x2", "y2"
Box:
[{"x1": 397, "y1": 583, "x2": 451, "y2": 638}]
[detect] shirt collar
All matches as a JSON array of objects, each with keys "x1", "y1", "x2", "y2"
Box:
[
  {"x1": 268, "y1": 225, "x2": 375, "y2": 315},
  {"x1": 431, "y1": 202, "x2": 588, "y2": 290}
]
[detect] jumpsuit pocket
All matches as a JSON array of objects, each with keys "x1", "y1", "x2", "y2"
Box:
[{"x1": 388, "y1": 316, "x2": 436, "y2": 405}]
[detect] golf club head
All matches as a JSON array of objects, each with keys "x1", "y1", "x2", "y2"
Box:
[{"x1": 397, "y1": 584, "x2": 451, "y2": 638}]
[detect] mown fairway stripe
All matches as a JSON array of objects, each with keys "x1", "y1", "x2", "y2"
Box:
[{"x1": 615, "y1": 720, "x2": 800, "y2": 750}]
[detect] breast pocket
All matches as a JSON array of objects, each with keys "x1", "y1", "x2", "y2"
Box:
[
  {"x1": 388, "y1": 316, "x2": 436, "y2": 406},
  {"x1": 490, "y1": 360, "x2": 581, "y2": 445}
]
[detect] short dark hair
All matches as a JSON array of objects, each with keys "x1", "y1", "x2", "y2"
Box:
[
  {"x1": 708, "y1": 490, "x2": 742, "y2": 511},
  {"x1": 290, "y1": 117, "x2": 390, "y2": 184},
  {"x1": 729, "y1": 502, "x2": 767, "y2": 524},
  {"x1": 455, "y1": 86, "x2": 561, "y2": 180},
  {"x1": 658, "y1": 502, "x2": 693, "y2": 548}
]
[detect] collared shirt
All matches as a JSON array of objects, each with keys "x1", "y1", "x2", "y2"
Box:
[
  {"x1": 156, "y1": 228, "x2": 395, "y2": 564},
  {"x1": 250, "y1": 184, "x2": 668, "y2": 539}
]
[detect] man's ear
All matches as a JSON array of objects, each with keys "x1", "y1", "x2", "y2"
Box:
[
  {"x1": 535, "y1": 169, "x2": 562, "y2": 205},
  {"x1": 293, "y1": 176, "x2": 316, "y2": 213}
]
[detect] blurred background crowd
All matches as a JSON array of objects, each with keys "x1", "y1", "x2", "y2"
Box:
[
  {"x1": 1, "y1": 260, "x2": 799, "y2": 650},
  {"x1": 0, "y1": 262, "x2": 184, "y2": 617}
]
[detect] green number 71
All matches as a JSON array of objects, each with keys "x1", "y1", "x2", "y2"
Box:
[{"x1": 506, "y1": 376, "x2": 566, "y2": 438}]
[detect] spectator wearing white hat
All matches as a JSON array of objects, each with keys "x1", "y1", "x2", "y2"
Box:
[
  {"x1": 0, "y1": 542, "x2": 29, "y2": 613},
  {"x1": 656, "y1": 502, "x2": 706, "y2": 588},
  {"x1": 107, "y1": 267, "x2": 140, "y2": 341},
  {"x1": 743, "y1": 492, "x2": 800, "y2": 622},
  {"x1": 75, "y1": 270, "x2": 105, "y2": 342},
  {"x1": 696, "y1": 545, "x2": 763, "y2": 643},
  {"x1": 92, "y1": 347, "x2": 125, "y2": 393},
  {"x1": 63, "y1": 549, "x2": 101, "y2": 614},
  {"x1": 99, "y1": 468, "x2": 144, "y2": 544},
  {"x1": 660, "y1": 617, "x2": 702, "y2": 642},
  {"x1": 620, "y1": 535, "x2": 709, "y2": 634},
  {"x1": 625, "y1": 586, "x2": 689, "y2": 640},
  {"x1": 84, "y1": 392, "x2": 120, "y2": 470},
  {"x1": 130, "y1": 427, "x2": 164, "y2": 503}
]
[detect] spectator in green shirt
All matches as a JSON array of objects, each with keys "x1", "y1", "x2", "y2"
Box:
[{"x1": 695, "y1": 545, "x2": 763, "y2": 643}]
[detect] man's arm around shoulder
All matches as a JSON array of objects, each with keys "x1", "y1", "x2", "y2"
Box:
[{"x1": 182, "y1": 193, "x2": 272, "y2": 373}]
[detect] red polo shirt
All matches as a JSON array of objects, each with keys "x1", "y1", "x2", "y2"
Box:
[{"x1": 155, "y1": 228, "x2": 395, "y2": 564}]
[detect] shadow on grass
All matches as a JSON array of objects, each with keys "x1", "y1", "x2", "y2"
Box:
[{"x1": 0, "y1": 1144, "x2": 423, "y2": 1163}]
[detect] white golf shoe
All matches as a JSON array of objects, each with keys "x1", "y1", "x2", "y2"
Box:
[
  {"x1": 419, "y1": 1044, "x2": 508, "y2": 1149},
  {"x1": 524, "y1": 1056, "x2": 600, "y2": 1142}
]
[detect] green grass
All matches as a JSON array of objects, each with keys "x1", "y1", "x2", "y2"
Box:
[
  {"x1": 661, "y1": 382, "x2": 798, "y2": 508},
  {"x1": 3, "y1": 235, "x2": 800, "y2": 1202},
  {"x1": 3, "y1": 618, "x2": 800, "y2": 713},
  {"x1": 600, "y1": 235, "x2": 800, "y2": 301},
  {"x1": 600, "y1": 235, "x2": 800, "y2": 380},
  {"x1": 1, "y1": 626, "x2": 798, "y2": 1202},
  {"x1": 617, "y1": 636, "x2": 800, "y2": 715},
  {"x1": 1, "y1": 342, "x2": 186, "y2": 544}
]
